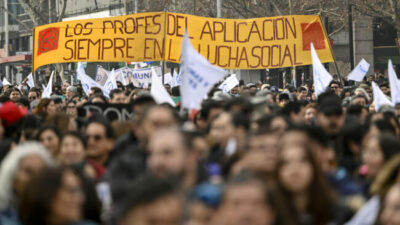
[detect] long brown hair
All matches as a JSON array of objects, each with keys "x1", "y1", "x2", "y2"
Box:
[
  {"x1": 274, "y1": 143, "x2": 333, "y2": 225},
  {"x1": 33, "y1": 98, "x2": 53, "y2": 119}
]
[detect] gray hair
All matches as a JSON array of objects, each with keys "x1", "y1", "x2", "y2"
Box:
[{"x1": 0, "y1": 142, "x2": 56, "y2": 210}]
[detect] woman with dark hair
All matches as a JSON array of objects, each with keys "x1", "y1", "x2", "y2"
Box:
[
  {"x1": 33, "y1": 98, "x2": 56, "y2": 120},
  {"x1": 275, "y1": 143, "x2": 340, "y2": 225},
  {"x1": 37, "y1": 125, "x2": 61, "y2": 157},
  {"x1": 18, "y1": 167, "x2": 99, "y2": 225}
]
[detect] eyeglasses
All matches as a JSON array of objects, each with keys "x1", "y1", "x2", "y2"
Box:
[
  {"x1": 28, "y1": 96, "x2": 37, "y2": 100},
  {"x1": 331, "y1": 86, "x2": 340, "y2": 89},
  {"x1": 86, "y1": 134, "x2": 104, "y2": 141}
]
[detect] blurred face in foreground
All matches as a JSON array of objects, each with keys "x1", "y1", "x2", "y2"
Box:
[
  {"x1": 246, "y1": 134, "x2": 279, "y2": 173},
  {"x1": 213, "y1": 181, "x2": 275, "y2": 225},
  {"x1": 86, "y1": 122, "x2": 113, "y2": 165},
  {"x1": 139, "y1": 106, "x2": 177, "y2": 144},
  {"x1": 380, "y1": 184, "x2": 400, "y2": 225},
  {"x1": 279, "y1": 145, "x2": 313, "y2": 193},
  {"x1": 147, "y1": 129, "x2": 188, "y2": 179},
  {"x1": 209, "y1": 113, "x2": 235, "y2": 148},
  {"x1": 59, "y1": 135, "x2": 86, "y2": 166},
  {"x1": 49, "y1": 170, "x2": 84, "y2": 225},
  {"x1": 122, "y1": 194, "x2": 182, "y2": 225},
  {"x1": 317, "y1": 112, "x2": 344, "y2": 136},
  {"x1": 13, "y1": 155, "x2": 46, "y2": 196},
  {"x1": 362, "y1": 136, "x2": 384, "y2": 179}
]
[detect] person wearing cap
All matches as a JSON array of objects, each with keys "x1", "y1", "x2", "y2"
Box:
[{"x1": 317, "y1": 93, "x2": 345, "y2": 138}]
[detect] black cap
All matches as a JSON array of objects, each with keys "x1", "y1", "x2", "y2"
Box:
[{"x1": 317, "y1": 93, "x2": 343, "y2": 115}]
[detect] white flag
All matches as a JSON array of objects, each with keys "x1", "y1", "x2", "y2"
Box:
[
  {"x1": 388, "y1": 60, "x2": 400, "y2": 105},
  {"x1": 103, "y1": 69, "x2": 118, "y2": 95},
  {"x1": 151, "y1": 67, "x2": 176, "y2": 107},
  {"x1": 163, "y1": 72, "x2": 173, "y2": 86},
  {"x1": 372, "y1": 81, "x2": 393, "y2": 112},
  {"x1": 2, "y1": 77, "x2": 11, "y2": 85},
  {"x1": 348, "y1": 59, "x2": 370, "y2": 82},
  {"x1": 27, "y1": 73, "x2": 35, "y2": 88},
  {"x1": 180, "y1": 31, "x2": 227, "y2": 109},
  {"x1": 42, "y1": 71, "x2": 54, "y2": 98},
  {"x1": 172, "y1": 69, "x2": 182, "y2": 87},
  {"x1": 311, "y1": 43, "x2": 333, "y2": 96},
  {"x1": 76, "y1": 62, "x2": 110, "y2": 98},
  {"x1": 219, "y1": 74, "x2": 239, "y2": 93}
]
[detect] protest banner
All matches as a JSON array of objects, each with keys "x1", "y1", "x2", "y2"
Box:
[
  {"x1": 112, "y1": 66, "x2": 161, "y2": 88},
  {"x1": 82, "y1": 103, "x2": 133, "y2": 121},
  {"x1": 95, "y1": 66, "x2": 109, "y2": 86},
  {"x1": 33, "y1": 12, "x2": 333, "y2": 71}
]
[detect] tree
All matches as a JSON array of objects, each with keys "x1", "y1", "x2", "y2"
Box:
[
  {"x1": 5, "y1": 0, "x2": 69, "y2": 82},
  {"x1": 352, "y1": 0, "x2": 400, "y2": 39},
  {"x1": 221, "y1": 0, "x2": 348, "y2": 36}
]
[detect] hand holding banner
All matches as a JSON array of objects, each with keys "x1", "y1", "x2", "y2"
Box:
[
  {"x1": 348, "y1": 59, "x2": 370, "y2": 82},
  {"x1": 311, "y1": 43, "x2": 332, "y2": 96},
  {"x1": 180, "y1": 31, "x2": 227, "y2": 110}
]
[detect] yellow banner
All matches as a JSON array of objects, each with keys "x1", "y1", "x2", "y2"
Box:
[{"x1": 33, "y1": 12, "x2": 334, "y2": 71}]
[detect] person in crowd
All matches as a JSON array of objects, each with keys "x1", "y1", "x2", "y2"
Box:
[
  {"x1": 66, "y1": 86, "x2": 79, "y2": 100},
  {"x1": 66, "y1": 99, "x2": 78, "y2": 119},
  {"x1": 33, "y1": 98, "x2": 57, "y2": 121},
  {"x1": 297, "y1": 86, "x2": 308, "y2": 101},
  {"x1": 329, "y1": 81, "x2": 342, "y2": 97},
  {"x1": 360, "y1": 134, "x2": 400, "y2": 197},
  {"x1": 211, "y1": 174, "x2": 277, "y2": 225},
  {"x1": 233, "y1": 129, "x2": 279, "y2": 178},
  {"x1": 89, "y1": 94, "x2": 108, "y2": 104},
  {"x1": 8, "y1": 88, "x2": 22, "y2": 102},
  {"x1": 58, "y1": 131, "x2": 87, "y2": 166},
  {"x1": 275, "y1": 141, "x2": 351, "y2": 225},
  {"x1": 0, "y1": 142, "x2": 56, "y2": 225},
  {"x1": 85, "y1": 116, "x2": 114, "y2": 178},
  {"x1": 147, "y1": 128, "x2": 201, "y2": 191},
  {"x1": 18, "y1": 167, "x2": 99, "y2": 225},
  {"x1": 379, "y1": 183, "x2": 400, "y2": 225},
  {"x1": 304, "y1": 103, "x2": 317, "y2": 125},
  {"x1": 27, "y1": 88, "x2": 41, "y2": 103},
  {"x1": 117, "y1": 175, "x2": 183, "y2": 225},
  {"x1": 109, "y1": 89, "x2": 127, "y2": 104},
  {"x1": 37, "y1": 125, "x2": 61, "y2": 157}
]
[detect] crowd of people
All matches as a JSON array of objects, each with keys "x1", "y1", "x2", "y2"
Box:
[{"x1": 0, "y1": 71, "x2": 400, "y2": 225}]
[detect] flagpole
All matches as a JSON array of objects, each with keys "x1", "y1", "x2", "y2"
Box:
[
  {"x1": 161, "y1": 11, "x2": 168, "y2": 85},
  {"x1": 319, "y1": 15, "x2": 343, "y2": 84}
]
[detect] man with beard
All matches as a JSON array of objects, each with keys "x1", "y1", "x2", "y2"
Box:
[
  {"x1": 317, "y1": 92, "x2": 345, "y2": 157},
  {"x1": 147, "y1": 128, "x2": 201, "y2": 192}
]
